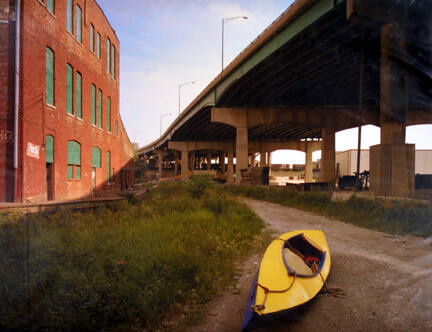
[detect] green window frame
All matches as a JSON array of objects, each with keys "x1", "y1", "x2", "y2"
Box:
[
  {"x1": 106, "y1": 96, "x2": 111, "y2": 132},
  {"x1": 67, "y1": 0, "x2": 73, "y2": 33},
  {"x1": 90, "y1": 24, "x2": 94, "y2": 52},
  {"x1": 76, "y1": 72, "x2": 82, "y2": 119},
  {"x1": 46, "y1": 0, "x2": 54, "y2": 13},
  {"x1": 92, "y1": 147, "x2": 101, "y2": 168},
  {"x1": 111, "y1": 44, "x2": 115, "y2": 78},
  {"x1": 76, "y1": 5, "x2": 82, "y2": 43},
  {"x1": 97, "y1": 89, "x2": 102, "y2": 128},
  {"x1": 46, "y1": 135, "x2": 54, "y2": 163},
  {"x1": 96, "y1": 33, "x2": 101, "y2": 58},
  {"x1": 115, "y1": 121, "x2": 118, "y2": 136},
  {"x1": 67, "y1": 140, "x2": 81, "y2": 180},
  {"x1": 107, "y1": 151, "x2": 111, "y2": 182},
  {"x1": 106, "y1": 38, "x2": 111, "y2": 73},
  {"x1": 66, "y1": 64, "x2": 73, "y2": 115},
  {"x1": 91, "y1": 84, "x2": 96, "y2": 125},
  {"x1": 46, "y1": 47, "x2": 54, "y2": 105}
]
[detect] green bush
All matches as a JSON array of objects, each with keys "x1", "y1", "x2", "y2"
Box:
[
  {"x1": 0, "y1": 183, "x2": 265, "y2": 330},
  {"x1": 187, "y1": 174, "x2": 215, "y2": 199}
]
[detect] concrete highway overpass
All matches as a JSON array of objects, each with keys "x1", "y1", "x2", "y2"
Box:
[{"x1": 138, "y1": 0, "x2": 432, "y2": 197}]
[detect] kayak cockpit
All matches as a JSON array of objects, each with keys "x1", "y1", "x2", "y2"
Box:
[{"x1": 282, "y1": 233, "x2": 326, "y2": 277}]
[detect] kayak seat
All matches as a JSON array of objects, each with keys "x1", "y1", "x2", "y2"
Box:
[{"x1": 282, "y1": 233, "x2": 325, "y2": 277}]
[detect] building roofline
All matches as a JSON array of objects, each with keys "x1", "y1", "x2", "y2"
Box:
[{"x1": 93, "y1": 0, "x2": 119, "y2": 42}]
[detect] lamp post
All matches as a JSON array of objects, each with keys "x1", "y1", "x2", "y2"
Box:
[
  {"x1": 160, "y1": 113, "x2": 172, "y2": 136},
  {"x1": 178, "y1": 81, "x2": 195, "y2": 115},
  {"x1": 222, "y1": 16, "x2": 248, "y2": 72}
]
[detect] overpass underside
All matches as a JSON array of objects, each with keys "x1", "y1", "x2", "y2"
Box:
[{"x1": 141, "y1": 0, "x2": 432, "y2": 198}]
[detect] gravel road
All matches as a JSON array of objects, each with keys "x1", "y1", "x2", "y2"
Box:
[{"x1": 189, "y1": 198, "x2": 432, "y2": 332}]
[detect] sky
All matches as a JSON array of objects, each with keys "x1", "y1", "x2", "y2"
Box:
[{"x1": 98, "y1": 0, "x2": 432, "y2": 165}]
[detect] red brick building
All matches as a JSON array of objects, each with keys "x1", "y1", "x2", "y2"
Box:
[{"x1": 0, "y1": 0, "x2": 134, "y2": 202}]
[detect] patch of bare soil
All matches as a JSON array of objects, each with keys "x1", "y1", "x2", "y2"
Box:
[{"x1": 188, "y1": 198, "x2": 432, "y2": 331}]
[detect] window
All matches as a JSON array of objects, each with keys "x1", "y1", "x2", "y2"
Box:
[
  {"x1": 115, "y1": 121, "x2": 118, "y2": 136},
  {"x1": 97, "y1": 89, "x2": 102, "y2": 128},
  {"x1": 91, "y1": 84, "x2": 96, "y2": 125},
  {"x1": 67, "y1": 141, "x2": 81, "y2": 180},
  {"x1": 111, "y1": 168, "x2": 115, "y2": 183},
  {"x1": 106, "y1": 38, "x2": 111, "y2": 73},
  {"x1": 92, "y1": 147, "x2": 101, "y2": 168},
  {"x1": 111, "y1": 44, "x2": 115, "y2": 78},
  {"x1": 66, "y1": 0, "x2": 73, "y2": 33},
  {"x1": 76, "y1": 6, "x2": 82, "y2": 43},
  {"x1": 106, "y1": 96, "x2": 111, "y2": 132},
  {"x1": 76, "y1": 72, "x2": 82, "y2": 119},
  {"x1": 106, "y1": 151, "x2": 111, "y2": 182},
  {"x1": 96, "y1": 33, "x2": 101, "y2": 58},
  {"x1": 46, "y1": 0, "x2": 54, "y2": 14},
  {"x1": 46, "y1": 47, "x2": 54, "y2": 105},
  {"x1": 46, "y1": 135, "x2": 54, "y2": 163},
  {"x1": 90, "y1": 24, "x2": 94, "y2": 52},
  {"x1": 66, "y1": 64, "x2": 73, "y2": 114}
]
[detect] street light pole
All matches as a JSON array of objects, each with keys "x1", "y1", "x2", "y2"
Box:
[
  {"x1": 160, "y1": 113, "x2": 172, "y2": 136},
  {"x1": 221, "y1": 16, "x2": 248, "y2": 72},
  {"x1": 178, "y1": 81, "x2": 195, "y2": 115}
]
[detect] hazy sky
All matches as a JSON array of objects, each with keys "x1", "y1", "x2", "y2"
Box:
[{"x1": 98, "y1": 0, "x2": 431, "y2": 164}]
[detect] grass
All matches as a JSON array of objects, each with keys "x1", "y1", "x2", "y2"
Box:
[
  {"x1": 223, "y1": 185, "x2": 432, "y2": 237},
  {"x1": 0, "y1": 176, "x2": 267, "y2": 330}
]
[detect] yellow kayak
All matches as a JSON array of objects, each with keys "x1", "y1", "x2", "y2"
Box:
[{"x1": 242, "y1": 230, "x2": 331, "y2": 331}]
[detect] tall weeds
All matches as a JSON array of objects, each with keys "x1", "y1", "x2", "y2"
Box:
[{"x1": 0, "y1": 180, "x2": 265, "y2": 330}]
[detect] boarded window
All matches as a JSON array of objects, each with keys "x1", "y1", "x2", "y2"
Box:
[
  {"x1": 76, "y1": 6, "x2": 82, "y2": 43},
  {"x1": 92, "y1": 147, "x2": 101, "y2": 168},
  {"x1": 66, "y1": 64, "x2": 73, "y2": 114},
  {"x1": 90, "y1": 24, "x2": 94, "y2": 52},
  {"x1": 111, "y1": 45, "x2": 115, "y2": 78},
  {"x1": 91, "y1": 84, "x2": 96, "y2": 125},
  {"x1": 107, "y1": 39, "x2": 111, "y2": 73},
  {"x1": 96, "y1": 33, "x2": 101, "y2": 58},
  {"x1": 67, "y1": 141, "x2": 81, "y2": 165},
  {"x1": 107, "y1": 151, "x2": 111, "y2": 182},
  {"x1": 46, "y1": 135, "x2": 54, "y2": 163},
  {"x1": 47, "y1": 0, "x2": 54, "y2": 13},
  {"x1": 106, "y1": 96, "x2": 111, "y2": 132},
  {"x1": 76, "y1": 72, "x2": 82, "y2": 118},
  {"x1": 98, "y1": 89, "x2": 102, "y2": 128},
  {"x1": 67, "y1": 0, "x2": 73, "y2": 33},
  {"x1": 67, "y1": 140, "x2": 81, "y2": 180},
  {"x1": 46, "y1": 47, "x2": 54, "y2": 105}
]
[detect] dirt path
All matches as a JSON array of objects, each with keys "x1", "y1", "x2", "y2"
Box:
[{"x1": 189, "y1": 198, "x2": 432, "y2": 331}]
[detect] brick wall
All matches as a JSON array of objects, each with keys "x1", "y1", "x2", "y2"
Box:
[{"x1": 14, "y1": 0, "x2": 134, "y2": 202}]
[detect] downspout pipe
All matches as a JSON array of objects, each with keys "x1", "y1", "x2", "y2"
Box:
[{"x1": 14, "y1": 0, "x2": 20, "y2": 170}]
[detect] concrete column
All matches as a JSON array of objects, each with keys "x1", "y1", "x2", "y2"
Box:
[
  {"x1": 219, "y1": 153, "x2": 225, "y2": 173},
  {"x1": 236, "y1": 126, "x2": 248, "y2": 184},
  {"x1": 260, "y1": 151, "x2": 267, "y2": 166},
  {"x1": 189, "y1": 152, "x2": 195, "y2": 171},
  {"x1": 156, "y1": 150, "x2": 165, "y2": 179},
  {"x1": 227, "y1": 151, "x2": 234, "y2": 184},
  {"x1": 206, "y1": 153, "x2": 211, "y2": 170},
  {"x1": 321, "y1": 128, "x2": 335, "y2": 188},
  {"x1": 369, "y1": 23, "x2": 414, "y2": 197},
  {"x1": 305, "y1": 143, "x2": 313, "y2": 182},
  {"x1": 174, "y1": 152, "x2": 179, "y2": 176},
  {"x1": 181, "y1": 150, "x2": 189, "y2": 182}
]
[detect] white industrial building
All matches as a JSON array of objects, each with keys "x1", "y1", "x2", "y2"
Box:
[{"x1": 336, "y1": 149, "x2": 432, "y2": 177}]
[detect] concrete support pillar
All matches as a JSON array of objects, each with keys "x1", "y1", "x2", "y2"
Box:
[
  {"x1": 219, "y1": 153, "x2": 225, "y2": 173},
  {"x1": 156, "y1": 150, "x2": 165, "y2": 179},
  {"x1": 369, "y1": 23, "x2": 414, "y2": 197},
  {"x1": 236, "y1": 126, "x2": 248, "y2": 184},
  {"x1": 174, "y1": 152, "x2": 179, "y2": 176},
  {"x1": 181, "y1": 150, "x2": 189, "y2": 182},
  {"x1": 321, "y1": 128, "x2": 336, "y2": 188},
  {"x1": 190, "y1": 152, "x2": 195, "y2": 171},
  {"x1": 260, "y1": 151, "x2": 267, "y2": 167},
  {"x1": 305, "y1": 143, "x2": 313, "y2": 182},
  {"x1": 206, "y1": 153, "x2": 211, "y2": 170},
  {"x1": 227, "y1": 151, "x2": 234, "y2": 184}
]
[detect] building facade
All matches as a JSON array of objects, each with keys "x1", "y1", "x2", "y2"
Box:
[{"x1": 0, "y1": 0, "x2": 134, "y2": 202}]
